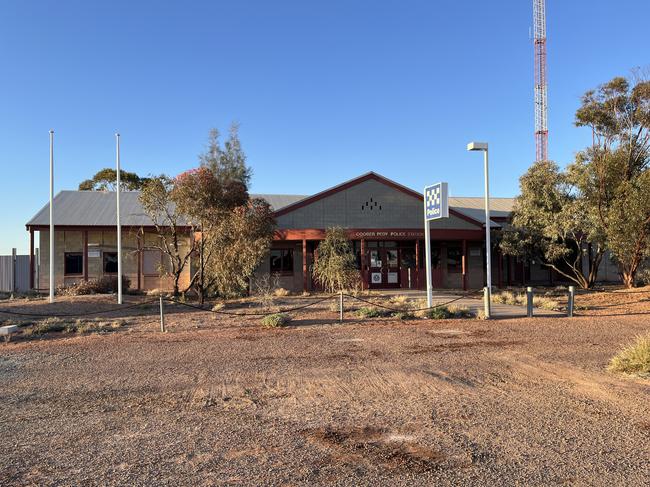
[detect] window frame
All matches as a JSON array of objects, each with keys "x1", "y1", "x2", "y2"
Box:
[
  {"x1": 270, "y1": 248, "x2": 294, "y2": 275},
  {"x1": 64, "y1": 252, "x2": 84, "y2": 276},
  {"x1": 103, "y1": 251, "x2": 118, "y2": 274},
  {"x1": 142, "y1": 249, "x2": 163, "y2": 277}
]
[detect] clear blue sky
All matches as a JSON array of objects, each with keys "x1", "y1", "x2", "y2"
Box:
[{"x1": 1, "y1": 0, "x2": 648, "y2": 254}]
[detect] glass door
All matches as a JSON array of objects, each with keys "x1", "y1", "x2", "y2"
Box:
[
  {"x1": 369, "y1": 249, "x2": 383, "y2": 288},
  {"x1": 385, "y1": 249, "x2": 400, "y2": 288}
]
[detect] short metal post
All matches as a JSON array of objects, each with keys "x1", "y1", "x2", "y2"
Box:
[
  {"x1": 568, "y1": 286, "x2": 575, "y2": 318},
  {"x1": 408, "y1": 268, "x2": 412, "y2": 289},
  {"x1": 11, "y1": 248, "x2": 16, "y2": 295},
  {"x1": 526, "y1": 286, "x2": 533, "y2": 317},
  {"x1": 35, "y1": 248, "x2": 40, "y2": 292},
  {"x1": 483, "y1": 286, "x2": 491, "y2": 319},
  {"x1": 159, "y1": 296, "x2": 166, "y2": 332},
  {"x1": 339, "y1": 291, "x2": 343, "y2": 323}
]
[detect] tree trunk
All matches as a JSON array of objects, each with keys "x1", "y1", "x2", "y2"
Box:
[
  {"x1": 173, "y1": 278, "x2": 180, "y2": 297},
  {"x1": 586, "y1": 248, "x2": 605, "y2": 288},
  {"x1": 622, "y1": 271, "x2": 635, "y2": 288}
]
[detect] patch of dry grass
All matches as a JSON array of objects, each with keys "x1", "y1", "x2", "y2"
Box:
[
  {"x1": 608, "y1": 334, "x2": 650, "y2": 377},
  {"x1": 24, "y1": 317, "x2": 126, "y2": 336},
  {"x1": 491, "y1": 290, "x2": 559, "y2": 310}
]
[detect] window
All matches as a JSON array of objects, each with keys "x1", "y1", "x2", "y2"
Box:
[
  {"x1": 143, "y1": 250, "x2": 161, "y2": 276},
  {"x1": 64, "y1": 252, "x2": 83, "y2": 275},
  {"x1": 270, "y1": 249, "x2": 293, "y2": 274},
  {"x1": 419, "y1": 245, "x2": 440, "y2": 269},
  {"x1": 103, "y1": 252, "x2": 118, "y2": 274},
  {"x1": 447, "y1": 247, "x2": 462, "y2": 273},
  {"x1": 401, "y1": 248, "x2": 415, "y2": 268}
]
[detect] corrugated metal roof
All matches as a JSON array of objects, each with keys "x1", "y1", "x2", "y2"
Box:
[
  {"x1": 26, "y1": 189, "x2": 515, "y2": 228},
  {"x1": 252, "y1": 194, "x2": 308, "y2": 211},
  {"x1": 26, "y1": 191, "x2": 309, "y2": 227},
  {"x1": 27, "y1": 191, "x2": 158, "y2": 227},
  {"x1": 448, "y1": 196, "x2": 515, "y2": 227}
]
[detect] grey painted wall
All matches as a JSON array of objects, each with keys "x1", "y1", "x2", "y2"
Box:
[{"x1": 276, "y1": 179, "x2": 479, "y2": 230}]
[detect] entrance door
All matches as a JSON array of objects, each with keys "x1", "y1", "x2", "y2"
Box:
[{"x1": 368, "y1": 247, "x2": 401, "y2": 289}]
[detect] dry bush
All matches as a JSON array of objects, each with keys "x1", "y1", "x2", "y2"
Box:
[
  {"x1": 254, "y1": 273, "x2": 280, "y2": 310},
  {"x1": 447, "y1": 304, "x2": 474, "y2": 318},
  {"x1": 608, "y1": 334, "x2": 650, "y2": 376},
  {"x1": 57, "y1": 276, "x2": 131, "y2": 296},
  {"x1": 31, "y1": 317, "x2": 68, "y2": 334},
  {"x1": 492, "y1": 291, "x2": 523, "y2": 306},
  {"x1": 27, "y1": 317, "x2": 126, "y2": 336},
  {"x1": 533, "y1": 296, "x2": 559, "y2": 310},
  {"x1": 273, "y1": 288, "x2": 290, "y2": 297},
  {"x1": 388, "y1": 295, "x2": 410, "y2": 310},
  {"x1": 328, "y1": 301, "x2": 341, "y2": 313},
  {"x1": 74, "y1": 320, "x2": 124, "y2": 334}
]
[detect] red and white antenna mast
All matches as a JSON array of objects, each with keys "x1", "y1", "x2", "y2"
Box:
[{"x1": 533, "y1": 0, "x2": 548, "y2": 161}]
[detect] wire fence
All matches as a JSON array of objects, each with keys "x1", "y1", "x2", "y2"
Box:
[{"x1": 0, "y1": 286, "x2": 649, "y2": 328}]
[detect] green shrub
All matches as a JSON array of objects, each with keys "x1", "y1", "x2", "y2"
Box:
[
  {"x1": 392, "y1": 311, "x2": 416, "y2": 320},
  {"x1": 424, "y1": 306, "x2": 454, "y2": 320},
  {"x1": 356, "y1": 306, "x2": 390, "y2": 318},
  {"x1": 261, "y1": 313, "x2": 291, "y2": 328},
  {"x1": 608, "y1": 334, "x2": 650, "y2": 376}
]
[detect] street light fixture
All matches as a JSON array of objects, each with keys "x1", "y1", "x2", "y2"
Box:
[{"x1": 467, "y1": 141, "x2": 491, "y2": 318}]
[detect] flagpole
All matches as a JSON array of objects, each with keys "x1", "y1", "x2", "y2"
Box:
[
  {"x1": 49, "y1": 130, "x2": 55, "y2": 303},
  {"x1": 116, "y1": 132, "x2": 122, "y2": 304}
]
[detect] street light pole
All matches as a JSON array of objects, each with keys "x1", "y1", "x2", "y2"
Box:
[
  {"x1": 482, "y1": 148, "x2": 491, "y2": 295},
  {"x1": 49, "y1": 130, "x2": 55, "y2": 303},
  {"x1": 116, "y1": 133, "x2": 122, "y2": 305},
  {"x1": 467, "y1": 142, "x2": 491, "y2": 317}
]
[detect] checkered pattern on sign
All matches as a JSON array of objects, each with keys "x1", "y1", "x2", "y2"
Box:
[{"x1": 426, "y1": 186, "x2": 441, "y2": 208}]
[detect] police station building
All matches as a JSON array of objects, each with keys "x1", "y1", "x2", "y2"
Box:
[{"x1": 255, "y1": 172, "x2": 527, "y2": 293}]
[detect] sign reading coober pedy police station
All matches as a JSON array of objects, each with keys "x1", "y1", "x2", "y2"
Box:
[{"x1": 350, "y1": 230, "x2": 425, "y2": 239}]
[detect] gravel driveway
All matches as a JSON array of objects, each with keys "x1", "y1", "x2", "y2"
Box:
[{"x1": 0, "y1": 295, "x2": 649, "y2": 486}]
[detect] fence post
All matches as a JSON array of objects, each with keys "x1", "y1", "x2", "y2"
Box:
[
  {"x1": 35, "y1": 248, "x2": 40, "y2": 292},
  {"x1": 339, "y1": 291, "x2": 343, "y2": 323},
  {"x1": 11, "y1": 248, "x2": 16, "y2": 295},
  {"x1": 159, "y1": 296, "x2": 166, "y2": 332},
  {"x1": 526, "y1": 286, "x2": 533, "y2": 317},
  {"x1": 567, "y1": 286, "x2": 575, "y2": 318},
  {"x1": 483, "y1": 287, "x2": 491, "y2": 319}
]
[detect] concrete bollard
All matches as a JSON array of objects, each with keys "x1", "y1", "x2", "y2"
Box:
[
  {"x1": 159, "y1": 296, "x2": 166, "y2": 332},
  {"x1": 567, "y1": 286, "x2": 575, "y2": 318},
  {"x1": 526, "y1": 287, "x2": 533, "y2": 318},
  {"x1": 483, "y1": 287, "x2": 491, "y2": 319}
]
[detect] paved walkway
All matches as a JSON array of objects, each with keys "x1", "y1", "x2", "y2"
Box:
[{"x1": 365, "y1": 289, "x2": 565, "y2": 319}]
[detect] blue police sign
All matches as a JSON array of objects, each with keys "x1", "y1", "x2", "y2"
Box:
[{"x1": 424, "y1": 182, "x2": 449, "y2": 221}]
